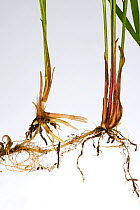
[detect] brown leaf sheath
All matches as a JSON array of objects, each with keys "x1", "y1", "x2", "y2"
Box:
[
  {"x1": 42, "y1": 60, "x2": 53, "y2": 103},
  {"x1": 107, "y1": 39, "x2": 117, "y2": 121},
  {"x1": 101, "y1": 54, "x2": 109, "y2": 126}
]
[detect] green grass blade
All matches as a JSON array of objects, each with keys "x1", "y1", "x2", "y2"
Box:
[
  {"x1": 130, "y1": 0, "x2": 140, "y2": 36},
  {"x1": 116, "y1": 3, "x2": 140, "y2": 46},
  {"x1": 119, "y1": 0, "x2": 128, "y2": 71},
  {"x1": 39, "y1": 0, "x2": 50, "y2": 90},
  {"x1": 120, "y1": 0, "x2": 128, "y2": 50},
  {"x1": 102, "y1": 0, "x2": 108, "y2": 60},
  {"x1": 108, "y1": 0, "x2": 140, "y2": 46},
  {"x1": 110, "y1": 0, "x2": 116, "y2": 63}
]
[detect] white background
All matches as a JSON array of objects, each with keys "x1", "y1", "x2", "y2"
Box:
[{"x1": 0, "y1": 0, "x2": 140, "y2": 209}]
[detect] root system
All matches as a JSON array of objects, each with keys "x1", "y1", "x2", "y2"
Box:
[
  {"x1": 0, "y1": 125, "x2": 139, "y2": 197},
  {"x1": 1, "y1": 0, "x2": 139, "y2": 200},
  {"x1": 75, "y1": 126, "x2": 139, "y2": 198}
]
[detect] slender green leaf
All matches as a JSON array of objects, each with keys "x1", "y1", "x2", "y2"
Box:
[
  {"x1": 102, "y1": 0, "x2": 108, "y2": 60},
  {"x1": 108, "y1": 0, "x2": 140, "y2": 46},
  {"x1": 39, "y1": 0, "x2": 48, "y2": 66},
  {"x1": 116, "y1": 4, "x2": 140, "y2": 46},
  {"x1": 120, "y1": 0, "x2": 128, "y2": 50},
  {"x1": 39, "y1": 0, "x2": 51, "y2": 93},
  {"x1": 119, "y1": 0, "x2": 128, "y2": 76},
  {"x1": 110, "y1": 0, "x2": 116, "y2": 64},
  {"x1": 130, "y1": 0, "x2": 140, "y2": 36}
]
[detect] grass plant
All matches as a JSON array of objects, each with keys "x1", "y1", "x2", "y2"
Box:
[
  {"x1": 0, "y1": 0, "x2": 140, "y2": 198},
  {"x1": 0, "y1": 0, "x2": 87, "y2": 171},
  {"x1": 70, "y1": 0, "x2": 140, "y2": 197}
]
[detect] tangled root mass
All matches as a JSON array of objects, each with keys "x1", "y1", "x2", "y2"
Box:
[{"x1": 0, "y1": 125, "x2": 139, "y2": 197}]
